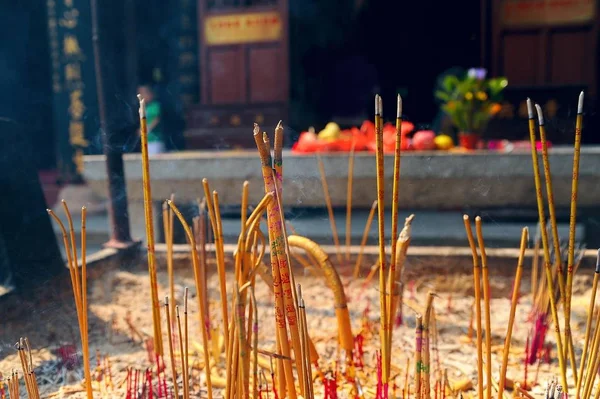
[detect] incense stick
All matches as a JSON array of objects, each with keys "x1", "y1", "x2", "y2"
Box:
[
  {"x1": 527, "y1": 98, "x2": 568, "y2": 391},
  {"x1": 164, "y1": 297, "x2": 179, "y2": 399},
  {"x1": 475, "y1": 217, "x2": 492, "y2": 399},
  {"x1": 374, "y1": 94, "x2": 390, "y2": 386},
  {"x1": 201, "y1": 179, "x2": 229, "y2": 350},
  {"x1": 575, "y1": 250, "x2": 600, "y2": 398},
  {"x1": 167, "y1": 200, "x2": 213, "y2": 399},
  {"x1": 176, "y1": 306, "x2": 189, "y2": 399},
  {"x1": 137, "y1": 95, "x2": 163, "y2": 357},
  {"x1": 565, "y1": 92, "x2": 584, "y2": 382},
  {"x1": 463, "y1": 215, "x2": 484, "y2": 399},
  {"x1": 387, "y1": 94, "x2": 403, "y2": 363},
  {"x1": 316, "y1": 154, "x2": 343, "y2": 266},
  {"x1": 353, "y1": 200, "x2": 378, "y2": 279},
  {"x1": 498, "y1": 227, "x2": 528, "y2": 399}
]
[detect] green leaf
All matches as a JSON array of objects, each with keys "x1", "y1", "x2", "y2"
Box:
[{"x1": 435, "y1": 90, "x2": 450, "y2": 101}]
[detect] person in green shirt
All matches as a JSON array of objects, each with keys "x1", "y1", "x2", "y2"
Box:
[{"x1": 138, "y1": 85, "x2": 165, "y2": 154}]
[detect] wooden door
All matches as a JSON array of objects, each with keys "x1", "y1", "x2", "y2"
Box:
[{"x1": 186, "y1": 0, "x2": 289, "y2": 149}]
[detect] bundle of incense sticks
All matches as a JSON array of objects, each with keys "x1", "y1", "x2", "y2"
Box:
[{"x1": 48, "y1": 202, "x2": 93, "y2": 398}]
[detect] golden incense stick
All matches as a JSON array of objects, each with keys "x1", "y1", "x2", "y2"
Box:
[
  {"x1": 575, "y1": 250, "x2": 600, "y2": 398},
  {"x1": 387, "y1": 94, "x2": 403, "y2": 361},
  {"x1": 415, "y1": 314, "x2": 424, "y2": 398},
  {"x1": 375, "y1": 94, "x2": 390, "y2": 384},
  {"x1": 527, "y1": 98, "x2": 568, "y2": 391},
  {"x1": 475, "y1": 217, "x2": 492, "y2": 399},
  {"x1": 498, "y1": 227, "x2": 528, "y2": 399},
  {"x1": 565, "y1": 92, "x2": 584, "y2": 379},
  {"x1": 346, "y1": 140, "x2": 356, "y2": 263},
  {"x1": 353, "y1": 200, "x2": 378, "y2": 279},
  {"x1": 201, "y1": 179, "x2": 229, "y2": 350},
  {"x1": 536, "y1": 104, "x2": 576, "y2": 378},
  {"x1": 253, "y1": 124, "x2": 297, "y2": 399},
  {"x1": 137, "y1": 95, "x2": 163, "y2": 357},
  {"x1": 317, "y1": 154, "x2": 343, "y2": 266},
  {"x1": 463, "y1": 215, "x2": 484, "y2": 399}
]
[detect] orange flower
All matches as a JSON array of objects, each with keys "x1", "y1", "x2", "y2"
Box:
[{"x1": 489, "y1": 103, "x2": 502, "y2": 115}]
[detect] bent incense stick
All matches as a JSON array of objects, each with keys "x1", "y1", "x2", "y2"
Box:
[{"x1": 498, "y1": 227, "x2": 528, "y2": 399}]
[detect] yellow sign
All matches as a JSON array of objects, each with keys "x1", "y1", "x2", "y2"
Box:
[
  {"x1": 502, "y1": 0, "x2": 595, "y2": 26},
  {"x1": 204, "y1": 12, "x2": 282, "y2": 45}
]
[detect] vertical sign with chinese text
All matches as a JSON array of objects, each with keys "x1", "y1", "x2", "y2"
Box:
[{"x1": 46, "y1": 0, "x2": 97, "y2": 182}]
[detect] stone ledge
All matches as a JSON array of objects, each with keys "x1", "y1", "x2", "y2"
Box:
[{"x1": 83, "y1": 147, "x2": 600, "y2": 209}]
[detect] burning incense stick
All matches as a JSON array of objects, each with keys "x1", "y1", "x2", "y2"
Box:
[
  {"x1": 345, "y1": 141, "x2": 356, "y2": 263},
  {"x1": 137, "y1": 95, "x2": 163, "y2": 357},
  {"x1": 353, "y1": 200, "x2": 378, "y2": 279},
  {"x1": 374, "y1": 94, "x2": 390, "y2": 386},
  {"x1": 164, "y1": 297, "x2": 179, "y2": 399},
  {"x1": 317, "y1": 154, "x2": 343, "y2": 266},
  {"x1": 565, "y1": 92, "x2": 584, "y2": 379},
  {"x1": 498, "y1": 227, "x2": 528, "y2": 399},
  {"x1": 475, "y1": 217, "x2": 492, "y2": 399},
  {"x1": 387, "y1": 94, "x2": 403, "y2": 359},
  {"x1": 575, "y1": 251, "x2": 600, "y2": 398},
  {"x1": 534, "y1": 106, "x2": 566, "y2": 301},
  {"x1": 463, "y1": 215, "x2": 484, "y2": 399},
  {"x1": 527, "y1": 98, "x2": 568, "y2": 391},
  {"x1": 536, "y1": 104, "x2": 578, "y2": 380}
]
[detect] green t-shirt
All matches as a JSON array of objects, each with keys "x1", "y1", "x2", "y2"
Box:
[{"x1": 146, "y1": 101, "x2": 162, "y2": 143}]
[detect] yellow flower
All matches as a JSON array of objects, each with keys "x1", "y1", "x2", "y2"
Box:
[
  {"x1": 476, "y1": 91, "x2": 488, "y2": 101},
  {"x1": 465, "y1": 92, "x2": 473, "y2": 100}
]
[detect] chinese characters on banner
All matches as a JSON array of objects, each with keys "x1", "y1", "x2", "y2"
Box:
[
  {"x1": 177, "y1": 0, "x2": 199, "y2": 106},
  {"x1": 46, "y1": 0, "x2": 97, "y2": 182},
  {"x1": 502, "y1": 0, "x2": 596, "y2": 26},
  {"x1": 204, "y1": 11, "x2": 283, "y2": 46}
]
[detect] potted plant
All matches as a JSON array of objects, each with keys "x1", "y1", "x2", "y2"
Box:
[{"x1": 435, "y1": 68, "x2": 507, "y2": 149}]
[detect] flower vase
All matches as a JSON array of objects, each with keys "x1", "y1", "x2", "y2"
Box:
[{"x1": 458, "y1": 132, "x2": 480, "y2": 150}]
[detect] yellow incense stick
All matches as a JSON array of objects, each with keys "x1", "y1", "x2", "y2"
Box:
[
  {"x1": 317, "y1": 154, "x2": 343, "y2": 266},
  {"x1": 536, "y1": 104, "x2": 576, "y2": 378},
  {"x1": 463, "y1": 215, "x2": 484, "y2": 399},
  {"x1": 375, "y1": 94, "x2": 390, "y2": 383},
  {"x1": 527, "y1": 98, "x2": 568, "y2": 391},
  {"x1": 80, "y1": 206, "x2": 92, "y2": 399},
  {"x1": 565, "y1": 92, "x2": 584, "y2": 378},
  {"x1": 415, "y1": 314, "x2": 423, "y2": 398},
  {"x1": 475, "y1": 217, "x2": 492, "y2": 399},
  {"x1": 387, "y1": 94, "x2": 403, "y2": 361},
  {"x1": 201, "y1": 179, "x2": 229, "y2": 350},
  {"x1": 137, "y1": 95, "x2": 163, "y2": 357},
  {"x1": 575, "y1": 251, "x2": 600, "y2": 398},
  {"x1": 353, "y1": 200, "x2": 378, "y2": 279},
  {"x1": 498, "y1": 227, "x2": 528, "y2": 399}
]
